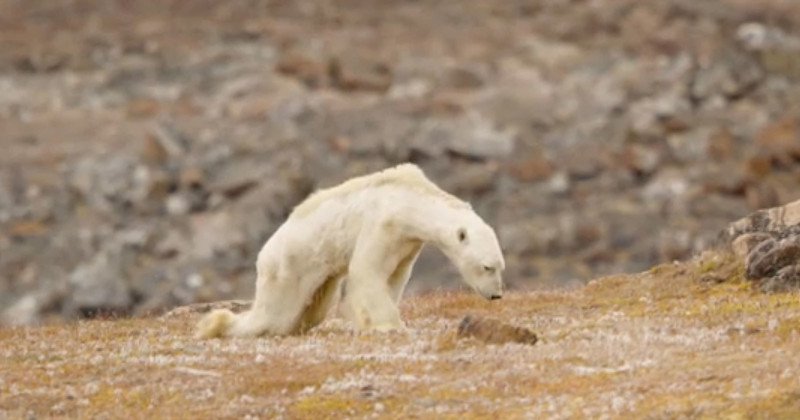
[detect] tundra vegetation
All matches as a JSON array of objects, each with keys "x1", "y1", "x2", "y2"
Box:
[{"x1": 4, "y1": 249, "x2": 800, "y2": 418}]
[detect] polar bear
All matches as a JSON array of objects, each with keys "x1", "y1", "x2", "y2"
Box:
[{"x1": 195, "y1": 163, "x2": 505, "y2": 338}]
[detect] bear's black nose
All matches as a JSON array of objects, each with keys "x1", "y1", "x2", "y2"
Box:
[{"x1": 490, "y1": 294, "x2": 502, "y2": 300}]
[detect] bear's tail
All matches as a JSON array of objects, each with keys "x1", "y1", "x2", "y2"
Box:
[{"x1": 194, "y1": 309, "x2": 237, "y2": 339}]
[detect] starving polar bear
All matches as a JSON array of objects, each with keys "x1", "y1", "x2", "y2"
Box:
[{"x1": 195, "y1": 163, "x2": 505, "y2": 338}]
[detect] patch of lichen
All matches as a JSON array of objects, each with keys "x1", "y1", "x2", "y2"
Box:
[
  {"x1": 730, "y1": 389, "x2": 800, "y2": 419},
  {"x1": 83, "y1": 384, "x2": 188, "y2": 418},
  {"x1": 290, "y1": 394, "x2": 373, "y2": 418}
]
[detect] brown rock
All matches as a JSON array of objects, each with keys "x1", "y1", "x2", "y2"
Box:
[
  {"x1": 276, "y1": 52, "x2": 328, "y2": 88},
  {"x1": 745, "y1": 154, "x2": 773, "y2": 179},
  {"x1": 140, "y1": 133, "x2": 169, "y2": 165},
  {"x1": 457, "y1": 315, "x2": 538, "y2": 346},
  {"x1": 180, "y1": 167, "x2": 205, "y2": 189},
  {"x1": 618, "y1": 144, "x2": 661, "y2": 176},
  {"x1": 441, "y1": 66, "x2": 485, "y2": 90},
  {"x1": 707, "y1": 128, "x2": 735, "y2": 161},
  {"x1": 127, "y1": 98, "x2": 161, "y2": 119},
  {"x1": 328, "y1": 136, "x2": 351, "y2": 154},
  {"x1": 161, "y1": 300, "x2": 251, "y2": 319},
  {"x1": 745, "y1": 182, "x2": 780, "y2": 210},
  {"x1": 329, "y1": 55, "x2": 392, "y2": 93},
  {"x1": 226, "y1": 96, "x2": 272, "y2": 121},
  {"x1": 756, "y1": 116, "x2": 800, "y2": 165},
  {"x1": 507, "y1": 154, "x2": 554, "y2": 183},
  {"x1": 8, "y1": 220, "x2": 48, "y2": 238}
]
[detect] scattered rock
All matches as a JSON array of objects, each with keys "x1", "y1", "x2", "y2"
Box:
[
  {"x1": 507, "y1": 154, "x2": 554, "y2": 183},
  {"x1": 329, "y1": 54, "x2": 392, "y2": 93},
  {"x1": 161, "y1": 300, "x2": 251, "y2": 318},
  {"x1": 721, "y1": 198, "x2": 800, "y2": 291},
  {"x1": 67, "y1": 244, "x2": 134, "y2": 317},
  {"x1": 276, "y1": 51, "x2": 328, "y2": 88},
  {"x1": 8, "y1": 1, "x2": 800, "y2": 324},
  {"x1": 440, "y1": 65, "x2": 486, "y2": 90},
  {"x1": 756, "y1": 116, "x2": 800, "y2": 166},
  {"x1": 457, "y1": 315, "x2": 538, "y2": 345},
  {"x1": 411, "y1": 113, "x2": 516, "y2": 160}
]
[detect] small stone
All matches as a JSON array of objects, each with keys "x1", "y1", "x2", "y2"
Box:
[
  {"x1": 226, "y1": 96, "x2": 272, "y2": 121},
  {"x1": 547, "y1": 172, "x2": 570, "y2": 195},
  {"x1": 411, "y1": 113, "x2": 516, "y2": 160},
  {"x1": 507, "y1": 154, "x2": 554, "y2": 183},
  {"x1": 745, "y1": 182, "x2": 780, "y2": 210},
  {"x1": 140, "y1": 133, "x2": 169, "y2": 165},
  {"x1": 456, "y1": 315, "x2": 538, "y2": 345},
  {"x1": 667, "y1": 127, "x2": 715, "y2": 163},
  {"x1": 1, "y1": 295, "x2": 39, "y2": 326},
  {"x1": 707, "y1": 128, "x2": 735, "y2": 161},
  {"x1": 179, "y1": 167, "x2": 205, "y2": 190},
  {"x1": 127, "y1": 98, "x2": 161, "y2": 119},
  {"x1": 329, "y1": 54, "x2": 392, "y2": 93},
  {"x1": 757, "y1": 116, "x2": 800, "y2": 165},
  {"x1": 441, "y1": 65, "x2": 485, "y2": 90},
  {"x1": 68, "y1": 246, "x2": 133, "y2": 315},
  {"x1": 359, "y1": 384, "x2": 378, "y2": 398},
  {"x1": 276, "y1": 51, "x2": 328, "y2": 88},
  {"x1": 745, "y1": 154, "x2": 773, "y2": 179},
  {"x1": 150, "y1": 122, "x2": 190, "y2": 158},
  {"x1": 618, "y1": 144, "x2": 661, "y2": 175},
  {"x1": 165, "y1": 193, "x2": 191, "y2": 216}
]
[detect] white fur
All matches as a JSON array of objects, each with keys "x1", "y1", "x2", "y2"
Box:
[{"x1": 195, "y1": 163, "x2": 505, "y2": 338}]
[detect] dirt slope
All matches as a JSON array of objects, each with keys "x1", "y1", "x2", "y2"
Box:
[{"x1": 3, "y1": 252, "x2": 800, "y2": 419}]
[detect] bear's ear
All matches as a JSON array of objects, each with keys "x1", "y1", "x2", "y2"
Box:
[{"x1": 457, "y1": 228, "x2": 468, "y2": 244}]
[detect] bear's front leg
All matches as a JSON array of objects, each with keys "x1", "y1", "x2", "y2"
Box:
[{"x1": 345, "y1": 232, "x2": 407, "y2": 332}]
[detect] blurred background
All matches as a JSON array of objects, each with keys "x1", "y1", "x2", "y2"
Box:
[{"x1": 1, "y1": 0, "x2": 800, "y2": 325}]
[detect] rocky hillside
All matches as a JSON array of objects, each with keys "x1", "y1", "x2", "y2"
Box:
[
  {"x1": 4, "y1": 248, "x2": 800, "y2": 418},
  {"x1": 3, "y1": 0, "x2": 800, "y2": 323}
]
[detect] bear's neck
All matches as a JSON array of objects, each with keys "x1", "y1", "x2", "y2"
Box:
[{"x1": 391, "y1": 195, "x2": 468, "y2": 249}]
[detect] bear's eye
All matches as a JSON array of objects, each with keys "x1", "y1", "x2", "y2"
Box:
[
  {"x1": 483, "y1": 265, "x2": 495, "y2": 273},
  {"x1": 457, "y1": 228, "x2": 467, "y2": 243}
]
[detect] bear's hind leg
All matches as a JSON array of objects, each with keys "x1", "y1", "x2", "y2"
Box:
[
  {"x1": 296, "y1": 272, "x2": 345, "y2": 334},
  {"x1": 236, "y1": 267, "x2": 325, "y2": 336}
]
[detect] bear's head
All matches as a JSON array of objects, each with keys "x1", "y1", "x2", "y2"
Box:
[{"x1": 441, "y1": 213, "x2": 505, "y2": 300}]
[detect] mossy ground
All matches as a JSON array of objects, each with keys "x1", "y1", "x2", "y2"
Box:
[{"x1": 3, "y1": 251, "x2": 800, "y2": 419}]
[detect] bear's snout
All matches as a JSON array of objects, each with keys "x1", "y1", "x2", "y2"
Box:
[{"x1": 489, "y1": 294, "x2": 502, "y2": 300}]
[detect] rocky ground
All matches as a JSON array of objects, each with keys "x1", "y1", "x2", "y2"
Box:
[
  {"x1": 5, "y1": 250, "x2": 800, "y2": 418},
  {"x1": 3, "y1": 0, "x2": 800, "y2": 323}
]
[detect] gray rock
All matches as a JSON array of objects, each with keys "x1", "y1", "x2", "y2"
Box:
[
  {"x1": 67, "y1": 245, "x2": 133, "y2": 314},
  {"x1": 1, "y1": 295, "x2": 40, "y2": 326},
  {"x1": 691, "y1": 50, "x2": 762, "y2": 100},
  {"x1": 667, "y1": 127, "x2": 715, "y2": 163},
  {"x1": 732, "y1": 232, "x2": 773, "y2": 260},
  {"x1": 721, "y1": 198, "x2": 800, "y2": 243},
  {"x1": 411, "y1": 113, "x2": 516, "y2": 160}
]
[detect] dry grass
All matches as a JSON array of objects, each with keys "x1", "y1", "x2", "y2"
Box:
[{"x1": 4, "y1": 252, "x2": 800, "y2": 419}]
